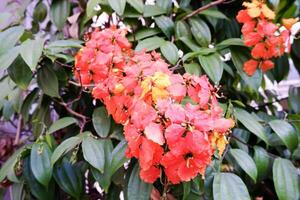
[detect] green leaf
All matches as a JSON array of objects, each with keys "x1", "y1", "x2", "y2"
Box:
[
  {"x1": 50, "y1": 0, "x2": 71, "y2": 30},
  {"x1": 269, "y1": 120, "x2": 298, "y2": 151},
  {"x1": 234, "y1": 108, "x2": 269, "y2": 144},
  {"x1": 199, "y1": 9, "x2": 228, "y2": 19},
  {"x1": 154, "y1": 15, "x2": 174, "y2": 39},
  {"x1": 110, "y1": 140, "x2": 129, "y2": 176},
  {"x1": 91, "y1": 139, "x2": 113, "y2": 192},
  {"x1": 86, "y1": 0, "x2": 103, "y2": 18},
  {"x1": 135, "y1": 36, "x2": 165, "y2": 52},
  {"x1": 0, "y1": 26, "x2": 24, "y2": 55},
  {"x1": 198, "y1": 53, "x2": 223, "y2": 83},
  {"x1": 30, "y1": 142, "x2": 53, "y2": 186},
  {"x1": 20, "y1": 38, "x2": 44, "y2": 70},
  {"x1": 20, "y1": 88, "x2": 39, "y2": 122},
  {"x1": 23, "y1": 158, "x2": 55, "y2": 200},
  {"x1": 92, "y1": 107, "x2": 111, "y2": 137},
  {"x1": 213, "y1": 173, "x2": 250, "y2": 200},
  {"x1": 53, "y1": 161, "x2": 83, "y2": 199},
  {"x1": 127, "y1": 164, "x2": 152, "y2": 200},
  {"x1": 273, "y1": 158, "x2": 300, "y2": 200},
  {"x1": 175, "y1": 21, "x2": 191, "y2": 39},
  {"x1": 47, "y1": 39, "x2": 83, "y2": 49},
  {"x1": 143, "y1": 5, "x2": 166, "y2": 17},
  {"x1": 82, "y1": 136, "x2": 105, "y2": 172},
  {"x1": 189, "y1": 18, "x2": 211, "y2": 47},
  {"x1": 160, "y1": 41, "x2": 179, "y2": 65},
  {"x1": 127, "y1": 0, "x2": 144, "y2": 13},
  {"x1": 289, "y1": 86, "x2": 300, "y2": 113},
  {"x1": 33, "y1": 1, "x2": 47, "y2": 22},
  {"x1": 48, "y1": 117, "x2": 77, "y2": 134},
  {"x1": 108, "y1": 0, "x2": 126, "y2": 15},
  {"x1": 7, "y1": 55, "x2": 32, "y2": 90},
  {"x1": 183, "y1": 181, "x2": 191, "y2": 200},
  {"x1": 0, "y1": 46, "x2": 20, "y2": 70},
  {"x1": 216, "y1": 38, "x2": 244, "y2": 50},
  {"x1": 37, "y1": 65, "x2": 59, "y2": 97},
  {"x1": 230, "y1": 149, "x2": 257, "y2": 182},
  {"x1": 179, "y1": 37, "x2": 201, "y2": 51},
  {"x1": 51, "y1": 136, "x2": 83, "y2": 165},
  {"x1": 0, "y1": 146, "x2": 26, "y2": 182},
  {"x1": 156, "y1": 0, "x2": 172, "y2": 12},
  {"x1": 253, "y1": 146, "x2": 270, "y2": 180},
  {"x1": 127, "y1": 28, "x2": 160, "y2": 41},
  {"x1": 184, "y1": 63, "x2": 201, "y2": 76}
]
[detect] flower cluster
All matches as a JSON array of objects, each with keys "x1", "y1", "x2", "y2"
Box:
[
  {"x1": 236, "y1": 0, "x2": 293, "y2": 76},
  {"x1": 74, "y1": 26, "x2": 234, "y2": 184}
]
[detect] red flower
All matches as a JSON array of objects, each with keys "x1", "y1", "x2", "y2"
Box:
[
  {"x1": 236, "y1": 10, "x2": 252, "y2": 23},
  {"x1": 261, "y1": 60, "x2": 274, "y2": 72},
  {"x1": 243, "y1": 59, "x2": 259, "y2": 76},
  {"x1": 244, "y1": 32, "x2": 263, "y2": 47}
]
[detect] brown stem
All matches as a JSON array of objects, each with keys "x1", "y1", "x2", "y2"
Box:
[
  {"x1": 182, "y1": 0, "x2": 226, "y2": 20},
  {"x1": 14, "y1": 115, "x2": 22, "y2": 146}
]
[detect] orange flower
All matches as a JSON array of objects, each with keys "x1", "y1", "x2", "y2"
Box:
[
  {"x1": 282, "y1": 18, "x2": 299, "y2": 30},
  {"x1": 243, "y1": 59, "x2": 259, "y2": 76}
]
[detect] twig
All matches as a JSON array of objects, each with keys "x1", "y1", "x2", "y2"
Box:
[
  {"x1": 182, "y1": 0, "x2": 226, "y2": 20},
  {"x1": 14, "y1": 115, "x2": 22, "y2": 146},
  {"x1": 55, "y1": 60, "x2": 73, "y2": 68}
]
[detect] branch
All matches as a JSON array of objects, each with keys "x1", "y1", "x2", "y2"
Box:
[
  {"x1": 182, "y1": 0, "x2": 226, "y2": 20},
  {"x1": 14, "y1": 115, "x2": 22, "y2": 146}
]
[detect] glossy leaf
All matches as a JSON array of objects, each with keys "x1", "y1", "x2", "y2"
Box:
[
  {"x1": 110, "y1": 140, "x2": 129, "y2": 175},
  {"x1": 127, "y1": 28, "x2": 160, "y2": 41},
  {"x1": 154, "y1": 15, "x2": 174, "y2": 38},
  {"x1": 135, "y1": 36, "x2": 165, "y2": 52},
  {"x1": 0, "y1": 26, "x2": 24, "y2": 55},
  {"x1": 269, "y1": 120, "x2": 298, "y2": 151},
  {"x1": 82, "y1": 136, "x2": 105, "y2": 172},
  {"x1": 199, "y1": 9, "x2": 228, "y2": 19},
  {"x1": 47, "y1": 39, "x2": 83, "y2": 48},
  {"x1": 235, "y1": 108, "x2": 269, "y2": 144},
  {"x1": 143, "y1": 5, "x2": 166, "y2": 17},
  {"x1": 20, "y1": 88, "x2": 39, "y2": 122},
  {"x1": 160, "y1": 41, "x2": 179, "y2": 65},
  {"x1": 33, "y1": 1, "x2": 47, "y2": 22},
  {"x1": 30, "y1": 142, "x2": 53, "y2": 186},
  {"x1": 92, "y1": 106, "x2": 111, "y2": 137},
  {"x1": 127, "y1": 164, "x2": 152, "y2": 200},
  {"x1": 175, "y1": 21, "x2": 191, "y2": 39},
  {"x1": 108, "y1": 0, "x2": 126, "y2": 15},
  {"x1": 50, "y1": 0, "x2": 71, "y2": 30},
  {"x1": 230, "y1": 149, "x2": 257, "y2": 182},
  {"x1": 0, "y1": 46, "x2": 20, "y2": 70},
  {"x1": 0, "y1": 146, "x2": 26, "y2": 182},
  {"x1": 184, "y1": 63, "x2": 201, "y2": 76},
  {"x1": 198, "y1": 53, "x2": 223, "y2": 83},
  {"x1": 213, "y1": 173, "x2": 250, "y2": 200},
  {"x1": 7, "y1": 55, "x2": 32, "y2": 90},
  {"x1": 216, "y1": 38, "x2": 244, "y2": 50},
  {"x1": 53, "y1": 161, "x2": 83, "y2": 199},
  {"x1": 127, "y1": 0, "x2": 144, "y2": 13},
  {"x1": 20, "y1": 38, "x2": 44, "y2": 70},
  {"x1": 51, "y1": 136, "x2": 82, "y2": 165},
  {"x1": 289, "y1": 86, "x2": 300, "y2": 113},
  {"x1": 189, "y1": 18, "x2": 211, "y2": 47},
  {"x1": 48, "y1": 117, "x2": 77, "y2": 134},
  {"x1": 273, "y1": 158, "x2": 300, "y2": 200},
  {"x1": 253, "y1": 146, "x2": 270, "y2": 179},
  {"x1": 23, "y1": 158, "x2": 54, "y2": 200},
  {"x1": 156, "y1": 0, "x2": 172, "y2": 13},
  {"x1": 37, "y1": 65, "x2": 60, "y2": 97},
  {"x1": 91, "y1": 139, "x2": 113, "y2": 192}
]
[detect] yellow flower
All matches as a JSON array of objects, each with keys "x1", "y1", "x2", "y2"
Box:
[
  {"x1": 140, "y1": 72, "x2": 171, "y2": 102},
  {"x1": 211, "y1": 132, "x2": 228, "y2": 157},
  {"x1": 282, "y1": 18, "x2": 299, "y2": 30},
  {"x1": 243, "y1": 0, "x2": 275, "y2": 20}
]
